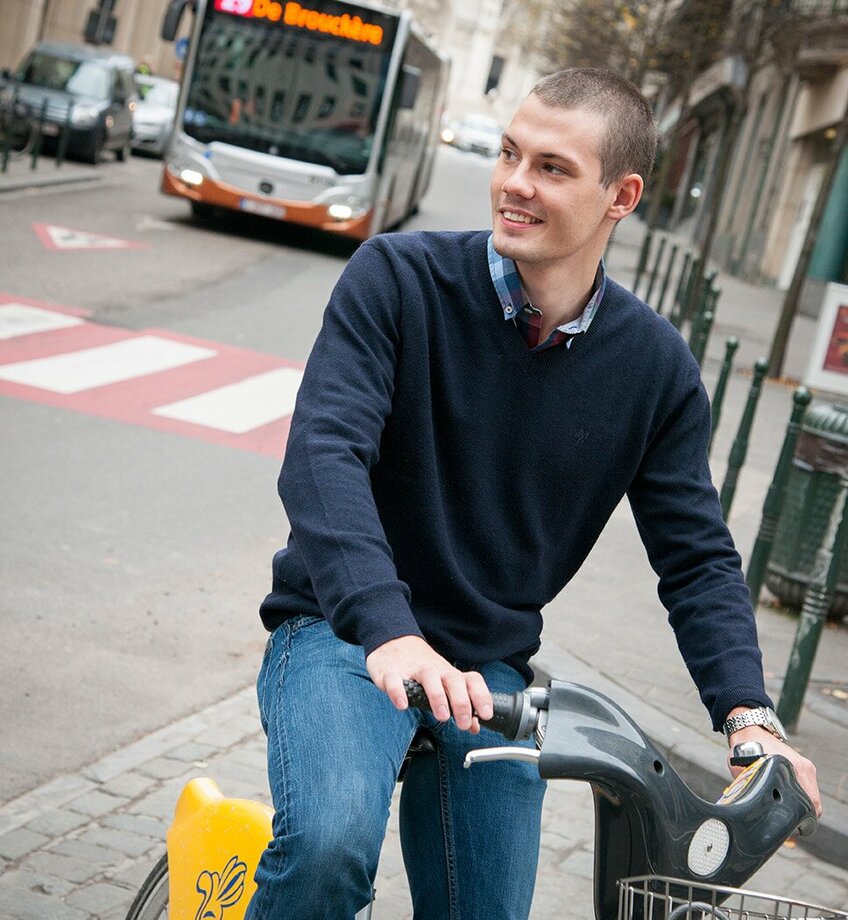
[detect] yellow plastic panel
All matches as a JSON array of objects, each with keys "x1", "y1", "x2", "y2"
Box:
[{"x1": 166, "y1": 778, "x2": 273, "y2": 920}]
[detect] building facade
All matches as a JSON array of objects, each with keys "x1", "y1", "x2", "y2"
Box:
[{"x1": 659, "y1": 0, "x2": 848, "y2": 314}]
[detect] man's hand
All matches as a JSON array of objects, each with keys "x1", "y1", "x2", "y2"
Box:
[
  {"x1": 727, "y1": 724, "x2": 822, "y2": 818},
  {"x1": 366, "y1": 635, "x2": 493, "y2": 733}
]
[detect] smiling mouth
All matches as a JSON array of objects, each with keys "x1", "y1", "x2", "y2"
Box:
[{"x1": 501, "y1": 209, "x2": 542, "y2": 225}]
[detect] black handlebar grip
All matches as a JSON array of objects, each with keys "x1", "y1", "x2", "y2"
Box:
[{"x1": 403, "y1": 679, "x2": 526, "y2": 740}]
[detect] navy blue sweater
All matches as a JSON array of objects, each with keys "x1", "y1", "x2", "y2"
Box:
[{"x1": 260, "y1": 230, "x2": 771, "y2": 729}]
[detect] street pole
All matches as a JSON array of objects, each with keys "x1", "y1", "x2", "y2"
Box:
[{"x1": 768, "y1": 95, "x2": 848, "y2": 379}]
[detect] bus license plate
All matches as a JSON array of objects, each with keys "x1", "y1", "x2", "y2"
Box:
[
  {"x1": 239, "y1": 198, "x2": 285, "y2": 220},
  {"x1": 40, "y1": 123, "x2": 60, "y2": 137}
]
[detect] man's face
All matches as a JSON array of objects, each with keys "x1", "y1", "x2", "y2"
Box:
[{"x1": 490, "y1": 95, "x2": 620, "y2": 273}]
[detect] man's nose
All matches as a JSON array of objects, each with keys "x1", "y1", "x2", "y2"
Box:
[{"x1": 501, "y1": 163, "x2": 534, "y2": 199}]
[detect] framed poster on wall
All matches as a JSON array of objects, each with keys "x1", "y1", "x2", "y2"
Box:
[{"x1": 804, "y1": 282, "x2": 848, "y2": 395}]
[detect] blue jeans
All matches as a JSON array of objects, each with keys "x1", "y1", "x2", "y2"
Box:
[{"x1": 244, "y1": 616, "x2": 546, "y2": 920}]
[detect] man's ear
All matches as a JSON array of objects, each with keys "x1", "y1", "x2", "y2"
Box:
[{"x1": 607, "y1": 174, "x2": 644, "y2": 221}]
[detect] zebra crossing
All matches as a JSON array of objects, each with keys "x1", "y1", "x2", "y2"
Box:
[{"x1": 0, "y1": 295, "x2": 304, "y2": 457}]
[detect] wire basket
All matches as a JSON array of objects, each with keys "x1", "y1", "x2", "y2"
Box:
[{"x1": 617, "y1": 876, "x2": 848, "y2": 920}]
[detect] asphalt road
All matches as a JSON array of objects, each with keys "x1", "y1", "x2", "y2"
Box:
[{"x1": 0, "y1": 145, "x2": 495, "y2": 802}]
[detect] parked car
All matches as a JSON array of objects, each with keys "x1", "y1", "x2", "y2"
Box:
[
  {"x1": 131, "y1": 75, "x2": 178, "y2": 157},
  {"x1": 451, "y1": 113, "x2": 502, "y2": 157},
  {"x1": 1, "y1": 41, "x2": 137, "y2": 164}
]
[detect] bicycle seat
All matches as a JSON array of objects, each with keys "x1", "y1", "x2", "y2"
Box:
[{"x1": 538, "y1": 681, "x2": 816, "y2": 920}]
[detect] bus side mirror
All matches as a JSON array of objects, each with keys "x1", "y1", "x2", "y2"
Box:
[
  {"x1": 162, "y1": 0, "x2": 195, "y2": 41},
  {"x1": 399, "y1": 65, "x2": 421, "y2": 110}
]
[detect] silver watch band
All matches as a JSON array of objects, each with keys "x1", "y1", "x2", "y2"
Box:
[{"x1": 722, "y1": 707, "x2": 785, "y2": 742}]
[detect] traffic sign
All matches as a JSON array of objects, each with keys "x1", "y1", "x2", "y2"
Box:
[{"x1": 33, "y1": 224, "x2": 150, "y2": 251}]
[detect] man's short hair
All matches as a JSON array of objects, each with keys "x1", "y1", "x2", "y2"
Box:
[{"x1": 532, "y1": 68, "x2": 657, "y2": 187}]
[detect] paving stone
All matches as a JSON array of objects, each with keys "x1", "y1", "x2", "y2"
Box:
[
  {"x1": 163, "y1": 741, "x2": 219, "y2": 764},
  {"x1": 0, "y1": 885, "x2": 88, "y2": 920},
  {"x1": 106, "y1": 856, "x2": 163, "y2": 891},
  {"x1": 0, "y1": 866, "x2": 75, "y2": 897},
  {"x1": 192, "y1": 721, "x2": 254, "y2": 750},
  {"x1": 24, "y1": 851, "x2": 103, "y2": 885},
  {"x1": 66, "y1": 789, "x2": 129, "y2": 819},
  {"x1": 51, "y1": 838, "x2": 124, "y2": 868},
  {"x1": 65, "y1": 881, "x2": 134, "y2": 915},
  {"x1": 0, "y1": 827, "x2": 50, "y2": 861},
  {"x1": 23, "y1": 810, "x2": 89, "y2": 839},
  {"x1": 101, "y1": 813, "x2": 168, "y2": 840},
  {"x1": 135, "y1": 757, "x2": 194, "y2": 781},
  {"x1": 98, "y1": 772, "x2": 158, "y2": 800},
  {"x1": 79, "y1": 827, "x2": 159, "y2": 859}
]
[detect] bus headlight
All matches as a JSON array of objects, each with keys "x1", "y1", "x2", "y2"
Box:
[
  {"x1": 167, "y1": 159, "x2": 206, "y2": 187},
  {"x1": 327, "y1": 196, "x2": 369, "y2": 221},
  {"x1": 180, "y1": 169, "x2": 204, "y2": 186}
]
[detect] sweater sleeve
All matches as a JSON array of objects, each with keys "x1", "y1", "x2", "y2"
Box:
[
  {"x1": 278, "y1": 238, "x2": 424, "y2": 654},
  {"x1": 627, "y1": 361, "x2": 773, "y2": 730}
]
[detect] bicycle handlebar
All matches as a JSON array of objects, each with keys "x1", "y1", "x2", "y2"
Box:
[
  {"x1": 402, "y1": 678, "x2": 539, "y2": 740},
  {"x1": 403, "y1": 677, "x2": 818, "y2": 920}
]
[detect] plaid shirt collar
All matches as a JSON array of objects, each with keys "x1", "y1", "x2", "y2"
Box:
[{"x1": 487, "y1": 234, "x2": 606, "y2": 349}]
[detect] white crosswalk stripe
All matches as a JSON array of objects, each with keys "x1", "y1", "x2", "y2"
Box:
[
  {"x1": 0, "y1": 335, "x2": 216, "y2": 394},
  {"x1": 152, "y1": 367, "x2": 303, "y2": 433},
  {"x1": 0, "y1": 304, "x2": 84, "y2": 340}
]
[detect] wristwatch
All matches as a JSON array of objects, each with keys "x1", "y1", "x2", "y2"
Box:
[{"x1": 721, "y1": 707, "x2": 788, "y2": 743}]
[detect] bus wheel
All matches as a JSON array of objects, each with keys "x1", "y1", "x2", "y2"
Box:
[{"x1": 191, "y1": 201, "x2": 217, "y2": 222}]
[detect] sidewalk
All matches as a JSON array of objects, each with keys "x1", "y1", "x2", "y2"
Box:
[
  {"x1": 0, "y1": 151, "x2": 100, "y2": 194},
  {"x1": 1, "y1": 213, "x2": 847, "y2": 917}
]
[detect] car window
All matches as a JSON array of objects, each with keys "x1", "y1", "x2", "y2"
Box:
[{"x1": 19, "y1": 53, "x2": 110, "y2": 100}]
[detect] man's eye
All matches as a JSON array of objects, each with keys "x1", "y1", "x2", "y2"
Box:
[
  {"x1": 501, "y1": 148, "x2": 516, "y2": 160},
  {"x1": 543, "y1": 164, "x2": 565, "y2": 175}
]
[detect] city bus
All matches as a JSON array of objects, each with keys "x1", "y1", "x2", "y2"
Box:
[{"x1": 159, "y1": 0, "x2": 449, "y2": 240}]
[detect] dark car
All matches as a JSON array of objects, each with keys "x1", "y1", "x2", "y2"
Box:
[{"x1": 1, "y1": 41, "x2": 137, "y2": 164}]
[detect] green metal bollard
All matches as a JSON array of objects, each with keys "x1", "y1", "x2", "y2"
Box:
[
  {"x1": 670, "y1": 251, "x2": 693, "y2": 328},
  {"x1": 56, "y1": 104, "x2": 72, "y2": 167},
  {"x1": 656, "y1": 243, "x2": 679, "y2": 317},
  {"x1": 31, "y1": 97, "x2": 47, "y2": 170},
  {"x1": 709, "y1": 337, "x2": 740, "y2": 455},
  {"x1": 643, "y1": 234, "x2": 667, "y2": 307},
  {"x1": 745, "y1": 387, "x2": 812, "y2": 606},
  {"x1": 688, "y1": 272, "x2": 716, "y2": 353},
  {"x1": 633, "y1": 228, "x2": 653, "y2": 297},
  {"x1": 777, "y1": 468, "x2": 848, "y2": 733},
  {"x1": 691, "y1": 309, "x2": 714, "y2": 367},
  {"x1": 719, "y1": 358, "x2": 769, "y2": 520}
]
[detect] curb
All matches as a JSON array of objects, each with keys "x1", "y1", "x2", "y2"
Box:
[
  {"x1": 531, "y1": 640, "x2": 848, "y2": 872},
  {"x1": 0, "y1": 169, "x2": 101, "y2": 193}
]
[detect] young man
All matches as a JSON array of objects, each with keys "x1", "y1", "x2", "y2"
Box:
[{"x1": 248, "y1": 68, "x2": 820, "y2": 919}]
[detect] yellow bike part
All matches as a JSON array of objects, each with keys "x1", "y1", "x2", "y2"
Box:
[{"x1": 166, "y1": 778, "x2": 273, "y2": 920}]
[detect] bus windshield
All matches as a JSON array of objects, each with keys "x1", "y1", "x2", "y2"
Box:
[{"x1": 182, "y1": 0, "x2": 398, "y2": 175}]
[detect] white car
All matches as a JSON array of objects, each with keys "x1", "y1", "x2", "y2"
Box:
[
  {"x1": 131, "y1": 75, "x2": 178, "y2": 157},
  {"x1": 451, "y1": 114, "x2": 502, "y2": 158}
]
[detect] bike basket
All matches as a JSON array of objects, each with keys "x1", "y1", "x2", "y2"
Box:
[{"x1": 617, "y1": 876, "x2": 848, "y2": 920}]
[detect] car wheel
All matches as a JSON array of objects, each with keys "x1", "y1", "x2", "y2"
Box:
[{"x1": 84, "y1": 129, "x2": 105, "y2": 165}]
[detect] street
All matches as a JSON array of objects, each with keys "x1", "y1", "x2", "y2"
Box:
[{"x1": 0, "y1": 148, "x2": 491, "y2": 802}]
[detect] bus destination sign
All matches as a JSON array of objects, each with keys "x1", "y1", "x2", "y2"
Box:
[{"x1": 213, "y1": 0, "x2": 387, "y2": 45}]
